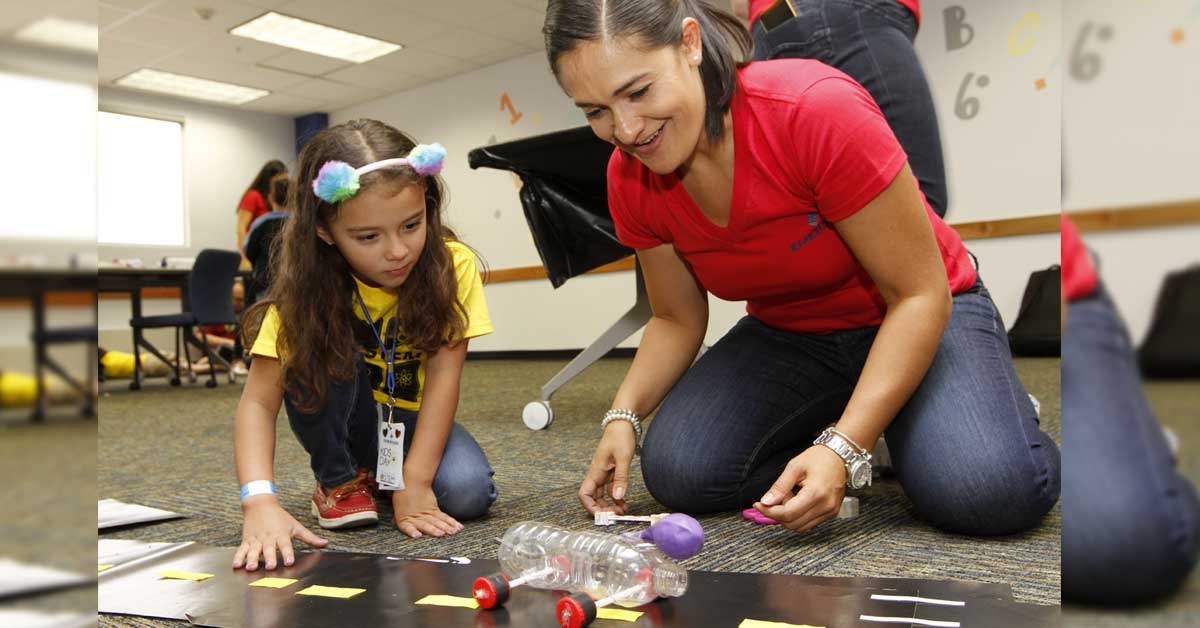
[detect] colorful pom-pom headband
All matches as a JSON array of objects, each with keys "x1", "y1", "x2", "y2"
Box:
[{"x1": 312, "y1": 142, "x2": 446, "y2": 203}]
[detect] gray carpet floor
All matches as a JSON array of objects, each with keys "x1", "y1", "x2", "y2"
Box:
[{"x1": 74, "y1": 357, "x2": 1059, "y2": 628}]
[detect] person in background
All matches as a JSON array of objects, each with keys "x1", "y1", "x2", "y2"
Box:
[
  {"x1": 237, "y1": 160, "x2": 288, "y2": 267},
  {"x1": 244, "y1": 174, "x2": 292, "y2": 306},
  {"x1": 730, "y1": 0, "x2": 947, "y2": 218}
]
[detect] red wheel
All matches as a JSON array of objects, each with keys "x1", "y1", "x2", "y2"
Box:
[
  {"x1": 473, "y1": 574, "x2": 510, "y2": 609},
  {"x1": 556, "y1": 593, "x2": 596, "y2": 628}
]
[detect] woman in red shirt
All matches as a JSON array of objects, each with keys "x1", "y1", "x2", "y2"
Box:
[
  {"x1": 544, "y1": 0, "x2": 1059, "y2": 536},
  {"x1": 236, "y1": 160, "x2": 287, "y2": 264}
]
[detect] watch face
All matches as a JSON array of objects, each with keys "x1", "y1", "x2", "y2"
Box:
[{"x1": 850, "y1": 462, "x2": 871, "y2": 488}]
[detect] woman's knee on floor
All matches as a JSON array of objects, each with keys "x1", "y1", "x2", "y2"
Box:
[
  {"x1": 1063, "y1": 500, "x2": 1200, "y2": 605},
  {"x1": 899, "y1": 445, "x2": 1061, "y2": 536},
  {"x1": 640, "y1": 443, "x2": 739, "y2": 514}
]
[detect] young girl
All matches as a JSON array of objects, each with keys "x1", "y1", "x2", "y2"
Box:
[{"x1": 232, "y1": 119, "x2": 497, "y2": 572}]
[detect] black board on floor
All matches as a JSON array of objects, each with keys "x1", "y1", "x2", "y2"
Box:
[{"x1": 99, "y1": 540, "x2": 1053, "y2": 628}]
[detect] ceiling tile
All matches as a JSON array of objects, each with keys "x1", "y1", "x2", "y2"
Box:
[
  {"x1": 99, "y1": 0, "x2": 163, "y2": 11},
  {"x1": 55, "y1": 0, "x2": 100, "y2": 27},
  {"x1": 185, "y1": 32, "x2": 288, "y2": 64},
  {"x1": 321, "y1": 62, "x2": 429, "y2": 93},
  {"x1": 258, "y1": 49, "x2": 351, "y2": 76},
  {"x1": 240, "y1": 91, "x2": 324, "y2": 115},
  {"x1": 468, "y1": 42, "x2": 537, "y2": 69},
  {"x1": 471, "y1": 6, "x2": 545, "y2": 49},
  {"x1": 406, "y1": 0, "x2": 517, "y2": 26},
  {"x1": 366, "y1": 47, "x2": 474, "y2": 81},
  {"x1": 278, "y1": 77, "x2": 383, "y2": 103},
  {"x1": 99, "y1": 36, "x2": 172, "y2": 65},
  {"x1": 99, "y1": 56, "x2": 140, "y2": 82},
  {"x1": 413, "y1": 28, "x2": 523, "y2": 62},
  {"x1": 0, "y1": 4, "x2": 54, "y2": 34},
  {"x1": 152, "y1": 52, "x2": 306, "y2": 90},
  {"x1": 147, "y1": 0, "x2": 269, "y2": 32},
  {"x1": 99, "y1": 3, "x2": 133, "y2": 29},
  {"x1": 274, "y1": 0, "x2": 453, "y2": 47},
  {"x1": 103, "y1": 14, "x2": 214, "y2": 50},
  {"x1": 509, "y1": 0, "x2": 548, "y2": 11}
]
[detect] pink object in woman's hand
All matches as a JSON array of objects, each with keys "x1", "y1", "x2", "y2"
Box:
[{"x1": 742, "y1": 507, "x2": 779, "y2": 525}]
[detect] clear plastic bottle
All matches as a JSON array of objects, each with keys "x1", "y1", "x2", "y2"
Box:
[
  {"x1": 475, "y1": 522, "x2": 690, "y2": 617},
  {"x1": 557, "y1": 529, "x2": 689, "y2": 607},
  {"x1": 497, "y1": 521, "x2": 574, "y2": 588},
  {"x1": 475, "y1": 522, "x2": 574, "y2": 608}
]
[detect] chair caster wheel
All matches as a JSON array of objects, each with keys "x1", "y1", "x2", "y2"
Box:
[{"x1": 522, "y1": 401, "x2": 553, "y2": 430}]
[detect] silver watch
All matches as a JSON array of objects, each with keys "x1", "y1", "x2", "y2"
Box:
[{"x1": 814, "y1": 427, "x2": 872, "y2": 490}]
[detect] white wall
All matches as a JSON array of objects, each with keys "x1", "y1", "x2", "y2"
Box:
[
  {"x1": 95, "y1": 87, "x2": 295, "y2": 349},
  {"x1": 1060, "y1": 0, "x2": 1200, "y2": 342}
]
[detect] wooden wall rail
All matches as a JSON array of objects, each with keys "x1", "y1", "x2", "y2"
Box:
[{"x1": 5, "y1": 200, "x2": 1197, "y2": 307}]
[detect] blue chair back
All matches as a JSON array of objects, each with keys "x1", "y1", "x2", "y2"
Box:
[{"x1": 188, "y1": 249, "x2": 242, "y2": 326}]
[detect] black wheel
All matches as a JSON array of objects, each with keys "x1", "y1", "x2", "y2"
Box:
[
  {"x1": 205, "y1": 380, "x2": 217, "y2": 389},
  {"x1": 128, "y1": 381, "x2": 140, "y2": 391},
  {"x1": 170, "y1": 377, "x2": 181, "y2": 386}
]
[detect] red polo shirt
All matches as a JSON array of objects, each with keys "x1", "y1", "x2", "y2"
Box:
[{"x1": 607, "y1": 60, "x2": 976, "y2": 334}]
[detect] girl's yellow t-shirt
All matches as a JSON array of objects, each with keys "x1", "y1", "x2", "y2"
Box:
[{"x1": 252, "y1": 240, "x2": 492, "y2": 410}]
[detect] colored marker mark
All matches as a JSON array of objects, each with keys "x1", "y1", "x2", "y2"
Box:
[
  {"x1": 500, "y1": 92, "x2": 523, "y2": 125},
  {"x1": 1171, "y1": 28, "x2": 1185, "y2": 44},
  {"x1": 296, "y1": 585, "x2": 365, "y2": 599},
  {"x1": 1008, "y1": 11, "x2": 1040, "y2": 56},
  {"x1": 98, "y1": 565, "x2": 113, "y2": 573},
  {"x1": 249, "y1": 577, "x2": 298, "y2": 589},
  {"x1": 1035, "y1": 78, "x2": 1047, "y2": 90}
]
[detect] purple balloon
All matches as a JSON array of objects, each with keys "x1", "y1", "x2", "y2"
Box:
[{"x1": 641, "y1": 514, "x2": 705, "y2": 560}]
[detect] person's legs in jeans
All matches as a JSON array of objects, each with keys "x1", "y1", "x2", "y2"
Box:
[
  {"x1": 284, "y1": 356, "x2": 377, "y2": 489},
  {"x1": 390, "y1": 409, "x2": 498, "y2": 522},
  {"x1": 752, "y1": 0, "x2": 949, "y2": 217},
  {"x1": 1062, "y1": 286, "x2": 1200, "y2": 604},
  {"x1": 884, "y1": 282, "x2": 1061, "y2": 535},
  {"x1": 640, "y1": 316, "x2": 866, "y2": 513}
]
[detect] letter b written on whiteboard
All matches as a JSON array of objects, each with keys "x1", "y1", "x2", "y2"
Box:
[{"x1": 944, "y1": 5, "x2": 974, "y2": 51}]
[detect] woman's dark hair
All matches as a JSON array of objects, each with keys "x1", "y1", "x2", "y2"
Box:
[
  {"x1": 544, "y1": 0, "x2": 751, "y2": 142},
  {"x1": 242, "y1": 119, "x2": 467, "y2": 413},
  {"x1": 269, "y1": 174, "x2": 291, "y2": 209},
  {"x1": 245, "y1": 159, "x2": 287, "y2": 203}
]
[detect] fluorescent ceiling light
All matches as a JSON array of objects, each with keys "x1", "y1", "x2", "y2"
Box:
[
  {"x1": 230, "y1": 12, "x2": 401, "y2": 63},
  {"x1": 115, "y1": 69, "x2": 269, "y2": 105},
  {"x1": 14, "y1": 17, "x2": 98, "y2": 53}
]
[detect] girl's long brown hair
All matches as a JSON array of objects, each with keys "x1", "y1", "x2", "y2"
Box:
[{"x1": 243, "y1": 119, "x2": 467, "y2": 413}]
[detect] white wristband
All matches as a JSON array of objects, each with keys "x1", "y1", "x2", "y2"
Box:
[{"x1": 240, "y1": 480, "x2": 276, "y2": 501}]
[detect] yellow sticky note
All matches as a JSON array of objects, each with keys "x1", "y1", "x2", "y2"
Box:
[
  {"x1": 415, "y1": 594, "x2": 480, "y2": 609},
  {"x1": 597, "y1": 608, "x2": 644, "y2": 622},
  {"x1": 296, "y1": 585, "x2": 365, "y2": 599},
  {"x1": 97, "y1": 565, "x2": 113, "y2": 573},
  {"x1": 740, "y1": 620, "x2": 824, "y2": 628},
  {"x1": 160, "y1": 569, "x2": 214, "y2": 581},
  {"x1": 249, "y1": 577, "x2": 298, "y2": 589}
]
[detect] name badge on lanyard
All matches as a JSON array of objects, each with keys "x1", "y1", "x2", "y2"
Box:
[
  {"x1": 376, "y1": 403, "x2": 405, "y2": 491},
  {"x1": 356, "y1": 286, "x2": 406, "y2": 491}
]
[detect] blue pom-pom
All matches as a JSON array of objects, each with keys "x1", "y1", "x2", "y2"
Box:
[
  {"x1": 407, "y1": 143, "x2": 446, "y2": 176},
  {"x1": 313, "y1": 161, "x2": 360, "y2": 202}
]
